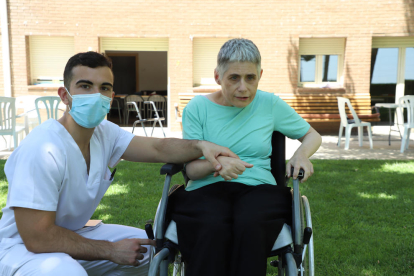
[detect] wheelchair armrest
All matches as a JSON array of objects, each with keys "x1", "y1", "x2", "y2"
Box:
[{"x1": 160, "y1": 163, "x2": 184, "y2": 176}]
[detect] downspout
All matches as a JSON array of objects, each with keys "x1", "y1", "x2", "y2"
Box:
[{"x1": 1, "y1": 0, "x2": 12, "y2": 97}]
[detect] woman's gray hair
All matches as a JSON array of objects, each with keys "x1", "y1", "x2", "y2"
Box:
[{"x1": 216, "y1": 38, "x2": 261, "y2": 80}]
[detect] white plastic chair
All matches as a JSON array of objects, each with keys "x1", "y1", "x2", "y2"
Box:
[
  {"x1": 337, "y1": 97, "x2": 373, "y2": 150},
  {"x1": 143, "y1": 101, "x2": 166, "y2": 137},
  {"x1": 125, "y1": 95, "x2": 145, "y2": 125},
  {"x1": 398, "y1": 95, "x2": 414, "y2": 153},
  {"x1": 127, "y1": 100, "x2": 148, "y2": 136},
  {"x1": 174, "y1": 103, "x2": 182, "y2": 123},
  {"x1": 15, "y1": 95, "x2": 41, "y2": 134},
  {"x1": 147, "y1": 95, "x2": 167, "y2": 121},
  {"x1": 35, "y1": 96, "x2": 62, "y2": 124},
  {"x1": 0, "y1": 97, "x2": 26, "y2": 150}
]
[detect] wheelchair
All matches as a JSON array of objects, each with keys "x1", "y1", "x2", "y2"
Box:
[{"x1": 146, "y1": 131, "x2": 315, "y2": 276}]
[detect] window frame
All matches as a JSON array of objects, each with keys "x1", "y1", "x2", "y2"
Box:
[
  {"x1": 29, "y1": 36, "x2": 75, "y2": 86},
  {"x1": 192, "y1": 37, "x2": 232, "y2": 87},
  {"x1": 298, "y1": 54, "x2": 343, "y2": 87},
  {"x1": 297, "y1": 38, "x2": 345, "y2": 88}
]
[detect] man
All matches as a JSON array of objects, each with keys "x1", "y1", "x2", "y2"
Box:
[{"x1": 0, "y1": 52, "x2": 237, "y2": 275}]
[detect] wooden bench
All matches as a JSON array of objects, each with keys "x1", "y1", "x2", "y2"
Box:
[
  {"x1": 176, "y1": 92, "x2": 380, "y2": 125},
  {"x1": 280, "y1": 94, "x2": 381, "y2": 123}
]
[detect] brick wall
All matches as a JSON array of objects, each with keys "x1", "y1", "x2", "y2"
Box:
[{"x1": 3, "y1": 0, "x2": 414, "y2": 131}]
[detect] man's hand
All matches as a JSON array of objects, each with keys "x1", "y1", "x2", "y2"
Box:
[
  {"x1": 110, "y1": 238, "x2": 156, "y2": 266},
  {"x1": 196, "y1": 141, "x2": 240, "y2": 172},
  {"x1": 213, "y1": 156, "x2": 253, "y2": 180},
  {"x1": 286, "y1": 153, "x2": 314, "y2": 183}
]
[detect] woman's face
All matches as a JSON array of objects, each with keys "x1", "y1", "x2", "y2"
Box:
[{"x1": 215, "y1": 62, "x2": 262, "y2": 108}]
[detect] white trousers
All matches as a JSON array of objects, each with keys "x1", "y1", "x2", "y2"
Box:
[{"x1": 0, "y1": 224, "x2": 151, "y2": 276}]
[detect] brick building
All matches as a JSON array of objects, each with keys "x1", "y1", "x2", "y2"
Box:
[{"x1": 1, "y1": 0, "x2": 413, "y2": 133}]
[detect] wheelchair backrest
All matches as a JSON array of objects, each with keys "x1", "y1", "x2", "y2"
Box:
[{"x1": 270, "y1": 131, "x2": 287, "y2": 187}]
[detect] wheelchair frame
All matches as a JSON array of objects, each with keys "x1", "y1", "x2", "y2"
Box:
[{"x1": 147, "y1": 131, "x2": 314, "y2": 276}]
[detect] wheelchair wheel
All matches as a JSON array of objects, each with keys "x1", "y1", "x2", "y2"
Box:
[
  {"x1": 300, "y1": 195, "x2": 314, "y2": 276},
  {"x1": 169, "y1": 254, "x2": 185, "y2": 276}
]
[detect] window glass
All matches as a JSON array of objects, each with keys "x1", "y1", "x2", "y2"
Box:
[
  {"x1": 321, "y1": 55, "x2": 338, "y2": 82},
  {"x1": 370, "y1": 48, "x2": 399, "y2": 125},
  {"x1": 300, "y1": 55, "x2": 316, "y2": 82},
  {"x1": 371, "y1": 48, "x2": 399, "y2": 84},
  {"x1": 405, "y1": 47, "x2": 414, "y2": 96}
]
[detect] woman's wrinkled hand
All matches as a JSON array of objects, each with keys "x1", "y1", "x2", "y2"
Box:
[
  {"x1": 286, "y1": 153, "x2": 314, "y2": 183},
  {"x1": 213, "y1": 156, "x2": 253, "y2": 181}
]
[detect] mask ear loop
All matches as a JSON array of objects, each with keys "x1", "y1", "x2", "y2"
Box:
[{"x1": 65, "y1": 87, "x2": 72, "y2": 111}]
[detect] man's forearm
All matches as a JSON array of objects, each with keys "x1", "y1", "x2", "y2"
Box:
[
  {"x1": 122, "y1": 137, "x2": 204, "y2": 164},
  {"x1": 153, "y1": 138, "x2": 204, "y2": 164},
  {"x1": 27, "y1": 224, "x2": 113, "y2": 261}
]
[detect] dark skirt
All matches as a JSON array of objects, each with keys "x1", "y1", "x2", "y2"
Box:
[{"x1": 167, "y1": 181, "x2": 292, "y2": 276}]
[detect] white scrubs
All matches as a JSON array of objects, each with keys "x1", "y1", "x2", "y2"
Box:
[{"x1": 0, "y1": 119, "x2": 150, "y2": 275}]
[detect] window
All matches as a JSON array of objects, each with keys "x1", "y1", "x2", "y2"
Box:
[
  {"x1": 193, "y1": 38, "x2": 231, "y2": 87},
  {"x1": 29, "y1": 36, "x2": 74, "y2": 85},
  {"x1": 298, "y1": 38, "x2": 345, "y2": 87},
  {"x1": 370, "y1": 37, "x2": 414, "y2": 124}
]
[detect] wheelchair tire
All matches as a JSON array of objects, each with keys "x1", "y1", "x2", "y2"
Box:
[
  {"x1": 150, "y1": 187, "x2": 186, "y2": 276},
  {"x1": 300, "y1": 195, "x2": 314, "y2": 276},
  {"x1": 169, "y1": 254, "x2": 185, "y2": 276}
]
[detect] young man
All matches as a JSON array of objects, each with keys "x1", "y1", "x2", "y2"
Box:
[{"x1": 0, "y1": 52, "x2": 238, "y2": 276}]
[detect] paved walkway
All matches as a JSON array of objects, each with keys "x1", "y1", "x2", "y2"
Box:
[{"x1": 0, "y1": 126, "x2": 413, "y2": 160}]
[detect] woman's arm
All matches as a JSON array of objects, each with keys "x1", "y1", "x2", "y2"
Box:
[
  {"x1": 186, "y1": 156, "x2": 253, "y2": 181},
  {"x1": 286, "y1": 126, "x2": 322, "y2": 182}
]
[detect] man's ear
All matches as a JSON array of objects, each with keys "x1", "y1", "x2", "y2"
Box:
[
  {"x1": 259, "y1": 69, "x2": 263, "y2": 80},
  {"x1": 110, "y1": 91, "x2": 115, "y2": 105},
  {"x1": 58, "y1": 87, "x2": 70, "y2": 105},
  {"x1": 214, "y1": 69, "x2": 221, "y2": 85}
]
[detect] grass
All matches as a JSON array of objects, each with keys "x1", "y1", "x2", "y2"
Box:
[{"x1": 0, "y1": 159, "x2": 413, "y2": 275}]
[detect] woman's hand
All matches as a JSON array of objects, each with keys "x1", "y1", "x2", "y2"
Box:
[
  {"x1": 286, "y1": 127, "x2": 321, "y2": 183},
  {"x1": 214, "y1": 156, "x2": 253, "y2": 181},
  {"x1": 197, "y1": 141, "x2": 240, "y2": 172},
  {"x1": 286, "y1": 153, "x2": 314, "y2": 183}
]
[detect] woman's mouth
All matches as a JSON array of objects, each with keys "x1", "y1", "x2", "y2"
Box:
[{"x1": 236, "y1": 97, "x2": 249, "y2": 101}]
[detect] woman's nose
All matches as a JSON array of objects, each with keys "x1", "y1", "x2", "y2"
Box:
[{"x1": 238, "y1": 79, "x2": 247, "y2": 92}]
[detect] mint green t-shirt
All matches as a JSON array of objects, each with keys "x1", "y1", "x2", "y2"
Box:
[{"x1": 183, "y1": 90, "x2": 310, "y2": 191}]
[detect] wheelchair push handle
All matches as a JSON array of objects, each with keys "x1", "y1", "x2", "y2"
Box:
[
  {"x1": 289, "y1": 167, "x2": 305, "y2": 180},
  {"x1": 145, "y1": 222, "x2": 155, "y2": 240}
]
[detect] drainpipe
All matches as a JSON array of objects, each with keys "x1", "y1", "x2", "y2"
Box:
[{"x1": 1, "y1": 0, "x2": 12, "y2": 97}]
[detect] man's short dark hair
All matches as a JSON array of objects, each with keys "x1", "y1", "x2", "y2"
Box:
[{"x1": 63, "y1": 52, "x2": 112, "y2": 89}]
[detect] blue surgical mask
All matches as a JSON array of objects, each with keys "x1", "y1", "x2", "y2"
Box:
[{"x1": 65, "y1": 87, "x2": 111, "y2": 128}]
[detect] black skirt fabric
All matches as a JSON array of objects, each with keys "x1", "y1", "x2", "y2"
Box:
[{"x1": 167, "y1": 182, "x2": 292, "y2": 276}]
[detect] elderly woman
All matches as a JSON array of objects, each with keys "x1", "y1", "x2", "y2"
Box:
[{"x1": 168, "y1": 38, "x2": 322, "y2": 276}]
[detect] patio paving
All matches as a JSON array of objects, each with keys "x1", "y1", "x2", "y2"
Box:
[{"x1": 0, "y1": 126, "x2": 412, "y2": 160}]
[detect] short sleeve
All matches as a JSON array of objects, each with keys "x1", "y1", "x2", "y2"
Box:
[
  {"x1": 105, "y1": 121, "x2": 135, "y2": 167},
  {"x1": 5, "y1": 139, "x2": 64, "y2": 211},
  {"x1": 272, "y1": 95, "x2": 310, "y2": 139},
  {"x1": 182, "y1": 97, "x2": 204, "y2": 141}
]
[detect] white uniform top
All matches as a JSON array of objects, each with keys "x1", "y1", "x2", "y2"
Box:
[{"x1": 0, "y1": 119, "x2": 134, "y2": 249}]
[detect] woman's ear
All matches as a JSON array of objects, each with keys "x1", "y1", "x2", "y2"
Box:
[{"x1": 214, "y1": 69, "x2": 221, "y2": 85}]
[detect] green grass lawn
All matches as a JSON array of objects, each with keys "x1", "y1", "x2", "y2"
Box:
[{"x1": 0, "y1": 160, "x2": 413, "y2": 275}]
